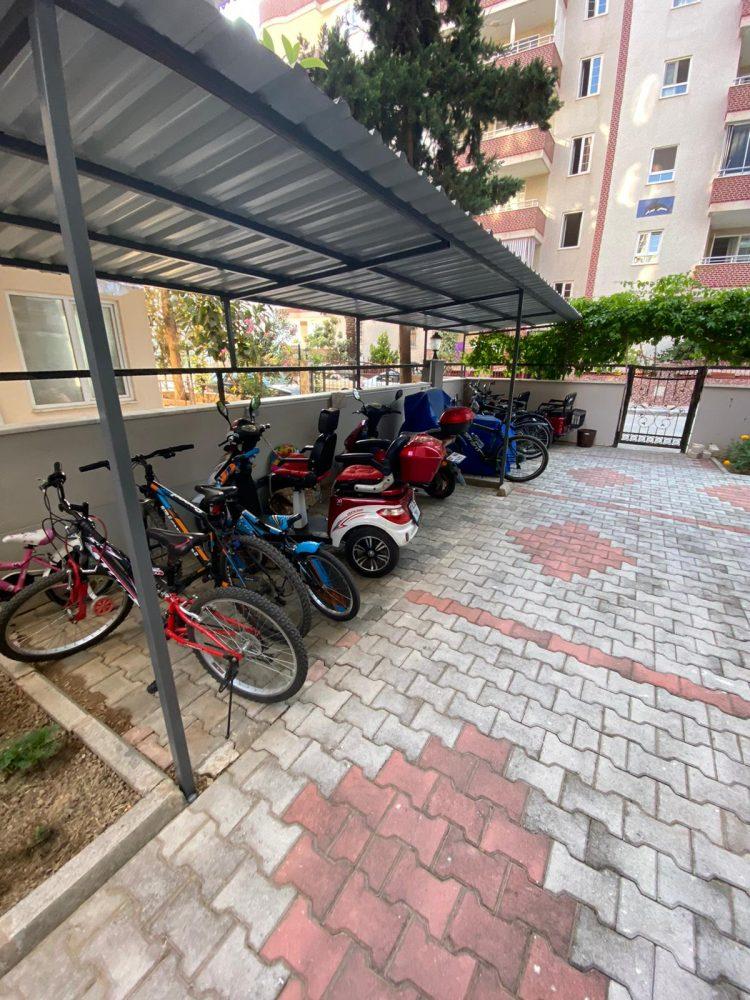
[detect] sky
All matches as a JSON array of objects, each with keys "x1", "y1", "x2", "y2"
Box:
[{"x1": 220, "y1": 0, "x2": 260, "y2": 33}]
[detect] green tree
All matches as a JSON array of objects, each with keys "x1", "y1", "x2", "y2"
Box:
[
  {"x1": 369, "y1": 331, "x2": 399, "y2": 365},
  {"x1": 436, "y1": 331, "x2": 460, "y2": 363},
  {"x1": 305, "y1": 317, "x2": 350, "y2": 366},
  {"x1": 467, "y1": 275, "x2": 750, "y2": 379},
  {"x1": 310, "y1": 0, "x2": 560, "y2": 374}
]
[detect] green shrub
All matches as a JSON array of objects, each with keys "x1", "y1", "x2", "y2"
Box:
[
  {"x1": 0, "y1": 725, "x2": 64, "y2": 775},
  {"x1": 724, "y1": 436, "x2": 750, "y2": 474}
]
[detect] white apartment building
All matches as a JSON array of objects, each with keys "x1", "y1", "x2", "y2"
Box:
[{"x1": 260, "y1": 0, "x2": 750, "y2": 297}]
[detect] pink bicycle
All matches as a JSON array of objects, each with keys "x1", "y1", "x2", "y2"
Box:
[{"x1": 0, "y1": 527, "x2": 65, "y2": 602}]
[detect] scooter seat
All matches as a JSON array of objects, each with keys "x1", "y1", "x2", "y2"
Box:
[
  {"x1": 336, "y1": 464, "x2": 386, "y2": 484},
  {"x1": 271, "y1": 459, "x2": 328, "y2": 489}
]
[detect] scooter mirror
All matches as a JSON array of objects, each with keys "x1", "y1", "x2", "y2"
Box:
[
  {"x1": 352, "y1": 388, "x2": 362, "y2": 401},
  {"x1": 395, "y1": 389, "x2": 403, "y2": 400},
  {"x1": 216, "y1": 400, "x2": 230, "y2": 423},
  {"x1": 248, "y1": 394, "x2": 261, "y2": 414}
]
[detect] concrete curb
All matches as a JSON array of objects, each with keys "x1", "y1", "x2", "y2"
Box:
[{"x1": 0, "y1": 659, "x2": 185, "y2": 974}]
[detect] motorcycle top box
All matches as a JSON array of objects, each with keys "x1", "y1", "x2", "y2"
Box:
[
  {"x1": 396, "y1": 434, "x2": 444, "y2": 486},
  {"x1": 437, "y1": 406, "x2": 474, "y2": 438}
]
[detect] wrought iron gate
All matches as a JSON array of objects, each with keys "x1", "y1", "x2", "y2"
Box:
[{"x1": 615, "y1": 365, "x2": 706, "y2": 450}]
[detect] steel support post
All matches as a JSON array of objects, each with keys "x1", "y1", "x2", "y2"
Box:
[
  {"x1": 29, "y1": 0, "x2": 196, "y2": 799},
  {"x1": 222, "y1": 293, "x2": 238, "y2": 369},
  {"x1": 497, "y1": 289, "x2": 524, "y2": 489},
  {"x1": 355, "y1": 318, "x2": 361, "y2": 388}
]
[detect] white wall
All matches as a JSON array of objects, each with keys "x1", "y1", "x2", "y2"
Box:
[
  {"x1": 689, "y1": 385, "x2": 750, "y2": 452},
  {"x1": 470, "y1": 378, "x2": 627, "y2": 447}
]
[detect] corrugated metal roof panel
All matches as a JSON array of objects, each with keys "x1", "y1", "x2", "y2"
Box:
[{"x1": 0, "y1": 0, "x2": 578, "y2": 329}]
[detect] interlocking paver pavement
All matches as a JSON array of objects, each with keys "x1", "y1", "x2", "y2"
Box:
[{"x1": 2, "y1": 445, "x2": 749, "y2": 998}]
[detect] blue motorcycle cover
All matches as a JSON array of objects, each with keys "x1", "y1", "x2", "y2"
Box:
[{"x1": 400, "y1": 389, "x2": 452, "y2": 433}]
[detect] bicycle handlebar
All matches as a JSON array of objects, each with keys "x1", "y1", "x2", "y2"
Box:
[{"x1": 79, "y1": 443, "x2": 194, "y2": 474}]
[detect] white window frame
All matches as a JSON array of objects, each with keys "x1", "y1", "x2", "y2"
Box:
[
  {"x1": 633, "y1": 231, "x2": 664, "y2": 265},
  {"x1": 578, "y1": 55, "x2": 603, "y2": 98},
  {"x1": 560, "y1": 212, "x2": 583, "y2": 249},
  {"x1": 648, "y1": 146, "x2": 678, "y2": 184},
  {"x1": 554, "y1": 281, "x2": 574, "y2": 299},
  {"x1": 671, "y1": 0, "x2": 699, "y2": 8},
  {"x1": 569, "y1": 134, "x2": 594, "y2": 176},
  {"x1": 720, "y1": 122, "x2": 750, "y2": 177},
  {"x1": 661, "y1": 57, "x2": 691, "y2": 99},
  {"x1": 586, "y1": 0, "x2": 608, "y2": 17},
  {"x1": 7, "y1": 291, "x2": 132, "y2": 411}
]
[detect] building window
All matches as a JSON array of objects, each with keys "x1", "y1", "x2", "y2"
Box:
[
  {"x1": 579, "y1": 56, "x2": 602, "y2": 98},
  {"x1": 586, "y1": 0, "x2": 608, "y2": 16},
  {"x1": 709, "y1": 234, "x2": 750, "y2": 262},
  {"x1": 672, "y1": 0, "x2": 699, "y2": 7},
  {"x1": 633, "y1": 231, "x2": 663, "y2": 264},
  {"x1": 661, "y1": 58, "x2": 691, "y2": 98},
  {"x1": 9, "y1": 294, "x2": 129, "y2": 407},
  {"x1": 721, "y1": 123, "x2": 750, "y2": 176},
  {"x1": 648, "y1": 146, "x2": 677, "y2": 184},
  {"x1": 554, "y1": 281, "x2": 574, "y2": 299},
  {"x1": 560, "y1": 212, "x2": 583, "y2": 249},
  {"x1": 569, "y1": 135, "x2": 593, "y2": 175}
]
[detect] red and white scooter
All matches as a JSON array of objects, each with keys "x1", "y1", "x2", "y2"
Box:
[{"x1": 269, "y1": 408, "x2": 439, "y2": 577}]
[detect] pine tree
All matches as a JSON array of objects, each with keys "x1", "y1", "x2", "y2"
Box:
[{"x1": 310, "y1": 0, "x2": 560, "y2": 371}]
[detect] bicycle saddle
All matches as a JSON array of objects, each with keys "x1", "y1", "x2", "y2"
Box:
[
  {"x1": 194, "y1": 484, "x2": 239, "y2": 501},
  {"x1": 146, "y1": 527, "x2": 208, "y2": 556}
]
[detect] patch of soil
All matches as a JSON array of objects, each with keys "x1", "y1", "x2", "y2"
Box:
[
  {"x1": 0, "y1": 671, "x2": 138, "y2": 914},
  {"x1": 43, "y1": 664, "x2": 132, "y2": 735}
]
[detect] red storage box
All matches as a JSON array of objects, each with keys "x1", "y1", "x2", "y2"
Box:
[
  {"x1": 397, "y1": 434, "x2": 444, "y2": 485},
  {"x1": 438, "y1": 406, "x2": 474, "y2": 437}
]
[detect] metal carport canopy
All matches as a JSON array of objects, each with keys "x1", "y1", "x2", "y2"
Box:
[{"x1": 0, "y1": 0, "x2": 578, "y2": 332}]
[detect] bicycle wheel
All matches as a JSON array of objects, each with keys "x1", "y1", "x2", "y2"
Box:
[
  {"x1": 516, "y1": 418, "x2": 552, "y2": 448},
  {"x1": 297, "y1": 548, "x2": 361, "y2": 620},
  {"x1": 221, "y1": 535, "x2": 312, "y2": 637},
  {"x1": 0, "y1": 569, "x2": 132, "y2": 662},
  {"x1": 502, "y1": 435, "x2": 549, "y2": 483},
  {"x1": 187, "y1": 587, "x2": 307, "y2": 702}
]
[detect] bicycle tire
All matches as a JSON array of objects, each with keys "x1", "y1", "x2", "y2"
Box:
[
  {"x1": 221, "y1": 535, "x2": 312, "y2": 637},
  {"x1": 0, "y1": 569, "x2": 133, "y2": 662},
  {"x1": 514, "y1": 418, "x2": 552, "y2": 448},
  {"x1": 297, "y1": 548, "x2": 361, "y2": 618},
  {"x1": 187, "y1": 587, "x2": 307, "y2": 702},
  {"x1": 502, "y1": 436, "x2": 549, "y2": 483}
]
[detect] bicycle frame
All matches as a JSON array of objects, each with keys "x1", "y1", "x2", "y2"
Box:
[{"x1": 0, "y1": 550, "x2": 58, "y2": 595}]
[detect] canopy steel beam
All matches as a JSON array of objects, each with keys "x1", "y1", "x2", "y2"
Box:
[
  {"x1": 53, "y1": 0, "x2": 525, "y2": 292},
  {"x1": 0, "y1": 0, "x2": 29, "y2": 77},
  {"x1": 29, "y1": 0, "x2": 196, "y2": 799},
  {"x1": 497, "y1": 289, "x2": 524, "y2": 489}
]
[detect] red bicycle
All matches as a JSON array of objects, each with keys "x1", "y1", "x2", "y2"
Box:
[{"x1": 0, "y1": 465, "x2": 307, "y2": 712}]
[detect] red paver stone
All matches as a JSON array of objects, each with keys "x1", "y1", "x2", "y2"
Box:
[
  {"x1": 307, "y1": 659, "x2": 327, "y2": 683},
  {"x1": 518, "y1": 935, "x2": 608, "y2": 1000},
  {"x1": 335, "y1": 630, "x2": 361, "y2": 648},
  {"x1": 420, "y1": 736, "x2": 476, "y2": 791},
  {"x1": 455, "y1": 725, "x2": 511, "y2": 773},
  {"x1": 326, "y1": 871, "x2": 408, "y2": 968},
  {"x1": 273, "y1": 834, "x2": 351, "y2": 918},
  {"x1": 508, "y1": 521, "x2": 636, "y2": 581},
  {"x1": 433, "y1": 825, "x2": 507, "y2": 910},
  {"x1": 327, "y1": 948, "x2": 418, "y2": 1000},
  {"x1": 379, "y1": 793, "x2": 448, "y2": 866},
  {"x1": 704, "y1": 484, "x2": 750, "y2": 513},
  {"x1": 467, "y1": 965, "x2": 515, "y2": 1000},
  {"x1": 467, "y1": 761, "x2": 528, "y2": 822},
  {"x1": 359, "y1": 833, "x2": 401, "y2": 891},
  {"x1": 568, "y1": 468, "x2": 635, "y2": 488},
  {"x1": 278, "y1": 978, "x2": 305, "y2": 1000},
  {"x1": 384, "y1": 849, "x2": 462, "y2": 939},
  {"x1": 261, "y1": 898, "x2": 350, "y2": 1000},
  {"x1": 376, "y1": 751, "x2": 439, "y2": 807},
  {"x1": 333, "y1": 766, "x2": 394, "y2": 826},
  {"x1": 448, "y1": 892, "x2": 529, "y2": 991},
  {"x1": 426, "y1": 776, "x2": 490, "y2": 844},
  {"x1": 329, "y1": 811, "x2": 371, "y2": 864},
  {"x1": 390, "y1": 920, "x2": 476, "y2": 1000},
  {"x1": 284, "y1": 782, "x2": 348, "y2": 851},
  {"x1": 481, "y1": 811, "x2": 550, "y2": 885},
  {"x1": 499, "y1": 864, "x2": 577, "y2": 957}
]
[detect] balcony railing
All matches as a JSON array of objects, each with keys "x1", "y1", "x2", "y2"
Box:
[
  {"x1": 701, "y1": 254, "x2": 750, "y2": 265},
  {"x1": 483, "y1": 122, "x2": 536, "y2": 141},
  {"x1": 504, "y1": 34, "x2": 554, "y2": 55},
  {"x1": 734, "y1": 75, "x2": 750, "y2": 86},
  {"x1": 717, "y1": 165, "x2": 750, "y2": 178},
  {"x1": 488, "y1": 198, "x2": 544, "y2": 212}
]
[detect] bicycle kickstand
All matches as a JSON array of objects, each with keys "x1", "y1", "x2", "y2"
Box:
[{"x1": 219, "y1": 657, "x2": 240, "y2": 740}]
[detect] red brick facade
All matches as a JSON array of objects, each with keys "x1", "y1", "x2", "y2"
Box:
[
  {"x1": 258, "y1": 0, "x2": 317, "y2": 22},
  {"x1": 481, "y1": 127, "x2": 555, "y2": 164},
  {"x1": 495, "y1": 41, "x2": 562, "y2": 76},
  {"x1": 476, "y1": 204, "x2": 547, "y2": 237},
  {"x1": 743, "y1": 0, "x2": 750, "y2": 19},
  {"x1": 694, "y1": 261, "x2": 750, "y2": 288},
  {"x1": 728, "y1": 82, "x2": 750, "y2": 116},
  {"x1": 710, "y1": 173, "x2": 750, "y2": 204}
]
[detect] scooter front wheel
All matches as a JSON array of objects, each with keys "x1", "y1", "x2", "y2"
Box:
[
  {"x1": 344, "y1": 527, "x2": 399, "y2": 578},
  {"x1": 297, "y1": 549, "x2": 360, "y2": 621}
]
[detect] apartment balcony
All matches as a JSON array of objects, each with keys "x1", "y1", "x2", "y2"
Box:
[
  {"x1": 482, "y1": 125, "x2": 555, "y2": 177},
  {"x1": 694, "y1": 255, "x2": 750, "y2": 288},
  {"x1": 495, "y1": 35, "x2": 562, "y2": 74},
  {"x1": 743, "y1": 0, "x2": 750, "y2": 27},
  {"x1": 475, "y1": 200, "x2": 548, "y2": 240},
  {"x1": 727, "y1": 76, "x2": 750, "y2": 121},
  {"x1": 708, "y1": 172, "x2": 750, "y2": 226}
]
